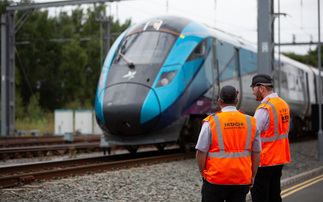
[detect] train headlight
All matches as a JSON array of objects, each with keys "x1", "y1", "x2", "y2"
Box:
[{"x1": 156, "y1": 70, "x2": 178, "y2": 88}]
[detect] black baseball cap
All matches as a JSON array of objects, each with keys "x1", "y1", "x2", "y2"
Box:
[
  {"x1": 220, "y1": 85, "x2": 237, "y2": 101},
  {"x1": 250, "y1": 74, "x2": 274, "y2": 87}
]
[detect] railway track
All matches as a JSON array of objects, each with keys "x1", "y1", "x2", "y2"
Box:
[
  {"x1": 0, "y1": 143, "x2": 102, "y2": 160},
  {"x1": 0, "y1": 135, "x2": 101, "y2": 147},
  {"x1": 0, "y1": 135, "x2": 102, "y2": 159},
  {"x1": 0, "y1": 149, "x2": 195, "y2": 188},
  {"x1": 0, "y1": 134, "x2": 316, "y2": 160}
]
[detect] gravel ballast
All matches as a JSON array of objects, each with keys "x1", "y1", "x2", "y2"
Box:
[{"x1": 1, "y1": 139, "x2": 323, "y2": 201}]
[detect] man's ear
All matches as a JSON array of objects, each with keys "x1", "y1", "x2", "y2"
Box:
[{"x1": 218, "y1": 99, "x2": 222, "y2": 107}]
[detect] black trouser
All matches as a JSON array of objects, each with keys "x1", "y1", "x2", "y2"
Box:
[
  {"x1": 201, "y1": 178, "x2": 249, "y2": 202},
  {"x1": 250, "y1": 165, "x2": 284, "y2": 202}
]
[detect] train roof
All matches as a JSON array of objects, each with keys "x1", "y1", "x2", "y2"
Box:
[
  {"x1": 279, "y1": 54, "x2": 316, "y2": 73},
  {"x1": 308, "y1": 65, "x2": 322, "y2": 76},
  {"x1": 206, "y1": 24, "x2": 258, "y2": 52},
  {"x1": 129, "y1": 15, "x2": 318, "y2": 76}
]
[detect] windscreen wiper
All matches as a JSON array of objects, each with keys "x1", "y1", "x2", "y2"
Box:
[{"x1": 118, "y1": 51, "x2": 135, "y2": 68}]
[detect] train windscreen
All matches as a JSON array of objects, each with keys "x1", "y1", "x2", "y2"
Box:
[{"x1": 113, "y1": 32, "x2": 177, "y2": 65}]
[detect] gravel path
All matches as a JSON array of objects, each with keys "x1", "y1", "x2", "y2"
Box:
[{"x1": 1, "y1": 139, "x2": 323, "y2": 201}]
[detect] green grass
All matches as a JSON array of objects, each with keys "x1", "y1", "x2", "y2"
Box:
[{"x1": 15, "y1": 113, "x2": 55, "y2": 136}]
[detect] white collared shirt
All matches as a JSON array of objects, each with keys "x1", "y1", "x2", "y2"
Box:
[{"x1": 254, "y1": 93, "x2": 278, "y2": 132}]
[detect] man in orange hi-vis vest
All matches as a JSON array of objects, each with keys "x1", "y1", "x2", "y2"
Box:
[
  {"x1": 196, "y1": 85, "x2": 261, "y2": 202},
  {"x1": 249, "y1": 74, "x2": 291, "y2": 202}
]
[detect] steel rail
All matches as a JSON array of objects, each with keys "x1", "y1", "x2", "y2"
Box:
[
  {"x1": 0, "y1": 143, "x2": 99, "y2": 152},
  {"x1": 0, "y1": 143, "x2": 102, "y2": 160},
  {"x1": 0, "y1": 149, "x2": 194, "y2": 188},
  {"x1": 0, "y1": 135, "x2": 100, "y2": 147}
]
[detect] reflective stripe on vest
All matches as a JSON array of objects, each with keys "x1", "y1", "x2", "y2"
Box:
[
  {"x1": 260, "y1": 101, "x2": 288, "y2": 143},
  {"x1": 207, "y1": 114, "x2": 252, "y2": 158}
]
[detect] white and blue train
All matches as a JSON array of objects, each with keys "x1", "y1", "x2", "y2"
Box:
[{"x1": 95, "y1": 15, "x2": 322, "y2": 152}]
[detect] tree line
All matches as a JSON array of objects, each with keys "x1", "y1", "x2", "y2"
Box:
[
  {"x1": 0, "y1": 1, "x2": 131, "y2": 121},
  {"x1": 283, "y1": 48, "x2": 323, "y2": 68}
]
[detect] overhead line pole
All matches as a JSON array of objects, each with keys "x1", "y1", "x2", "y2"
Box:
[
  {"x1": 257, "y1": 0, "x2": 274, "y2": 75},
  {"x1": 277, "y1": 0, "x2": 281, "y2": 96},
  {"x1": 1, "y1": 11, "x2": 16, "y2": 137},
  {"x1": 317, "y1": 0, "x2": 323, "y2": 162}
]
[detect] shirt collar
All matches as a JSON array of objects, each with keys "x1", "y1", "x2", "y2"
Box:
[
  {"x1": 261, "y1": 93, "x2": 278, "y2": 103},
  {"x1": 221, "y1": 106, "x2": 238, "y2": 112}
]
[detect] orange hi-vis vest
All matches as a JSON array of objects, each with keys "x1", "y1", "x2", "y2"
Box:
[
  {"x1": 203, "y1": 110, "x2": 257, "y2": 185},
  {"x1": 256, "y1": 97, "x2": 291, "y2": 167}
]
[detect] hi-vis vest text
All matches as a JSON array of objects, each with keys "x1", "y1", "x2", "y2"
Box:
[
  {"x1": 256, "y1": 97, "x2": 291, "y2": 167},
  {"x1": 203, "y1": 111, "x2": 256, "y2": 185}
]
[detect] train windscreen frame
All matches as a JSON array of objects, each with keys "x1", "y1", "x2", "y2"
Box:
[{"x1": 113, "y1": 31, "x2": 177, "y2": 66}]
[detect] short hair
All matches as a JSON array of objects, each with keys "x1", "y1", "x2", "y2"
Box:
[
  {"x1": 263, "y1": 85, "x2": 273, "y2": 91},
  {"x1": 219, "y1": 85, "x2": 238, "y2": 105},
  {"x1": 219, "y1": 98, "x2": 236, "y2": 105},
  {"x1": 220, "y1": 85, "x2": 237, "y2": 101}
]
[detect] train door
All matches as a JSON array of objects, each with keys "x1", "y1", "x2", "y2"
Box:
[
  {"x1": 303, "y1": 72, "x2": 311, "y2": 117},
  {"x1": 316, "y1": 73, "x2": 323, "y2": 103},
  {"x1": 211, "y1": 38, "x2": 220, "y2": 108},
  {"x1": 273, "y1": 67, "x2": 288, "y2": 100},
  {"x1": 285, "y1": 64, "x2": 307, "y2": 118},
  {"x1": 235, "y1": 48, "x2": 242, "y2": 109},
  {"x1": 194, "y1": 37, "x2": 221, "y2": 114},
  {"x1": 214, "y1": 39, "x2": 242, "y2": 103}
]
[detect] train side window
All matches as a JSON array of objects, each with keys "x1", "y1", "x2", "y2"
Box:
[
  {"x1": 288, "y1": 73, "x2": 296, "y2": 90},
  {"x1": 281, "y1": 72, "x2": 288, "y2": 89},
  {"x1": 274, "y1": 71, "x2": 288, "y2": 89},
  {"x1": 186, "y1": 39, "x2": 207, "y2": 62},
  {"x1": 296, "y1": 70, "x2": 304, "y2": 92},
  {"x1": 296, "y1": 77, "x2": 301, "y2": 91}
]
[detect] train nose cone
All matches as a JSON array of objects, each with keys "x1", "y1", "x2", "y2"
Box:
[{"x1": 103, "y1": 83, "x2": 160, "y2": 135}]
